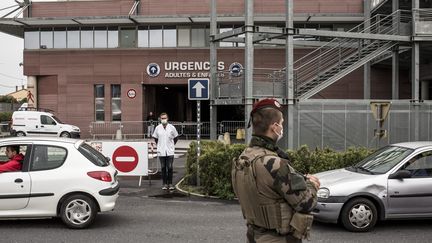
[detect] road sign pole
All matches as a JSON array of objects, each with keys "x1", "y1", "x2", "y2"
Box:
[
  {"x1": 187, "y1": 78, "x2": 208, "y2": 187},
  {"x1": 196, "y1": 100, "x2": 201, "y2": 187}
]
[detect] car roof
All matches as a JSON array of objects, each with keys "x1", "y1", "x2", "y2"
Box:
[
  {"x1": 14, "y1": 110, "x2": 51, "y2": 115},
  {"x1": 392, "y1": 141, "x2": 432, "y2": 150},
  {"x1": 0, "y1": 137, "x2": 84, "y2": 147}
]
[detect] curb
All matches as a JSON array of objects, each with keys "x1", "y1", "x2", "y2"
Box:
[{"x1": 175, "y1": 177, "x2": 220, "y2": 199}]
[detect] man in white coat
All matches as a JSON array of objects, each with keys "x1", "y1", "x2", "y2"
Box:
[{"x1": 152, "y1": 112, "x2": 179, "y2": 190}]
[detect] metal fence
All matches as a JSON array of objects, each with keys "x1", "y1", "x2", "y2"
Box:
[
  {"x1": 89, "y1": 120, "x2": 246, "y2": 140},
  {"x1": 90, "y1": 100, "x2": 432, "y2": 151},
  {"x1": 293, "y1": 100, "x2": 432, "y2": 151}
]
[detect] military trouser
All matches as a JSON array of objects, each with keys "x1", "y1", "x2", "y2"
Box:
[{"x1": 246, "y1": 225, "x2": 302, "y2": 243}]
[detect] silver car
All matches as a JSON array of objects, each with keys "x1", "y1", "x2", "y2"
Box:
[{"x1": 313, "y1": 142, "x2": 432, "y2": 232}]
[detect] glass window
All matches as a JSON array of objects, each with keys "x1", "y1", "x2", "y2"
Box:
[
  {"x1": 219, "y1": 26, "x2": 233, "y2": 47},
  {"x1": 0, "y1": 145, "x2": 28, "y2": 165},
  {"x1": 191, "y1": 27, "x2": 205, "y2": 47},
  {"x1": 52, "y1": 116, "x2": 64, "y2": 124},
  {"x1": 53, "y1": 28, "x2": 66, "y2": 48},
  {"x1": 67, "y1": 27, "x2": 80, "y2": 48},
  {"x1": 41, "y1": 115, "x2": 56, "y2": 125},
  {"x1": 40, "y1": 29, "x2": 53, "y2": 49},
  {"x1": 111, "y1": 84, "x2": 121, "y2": 121},
  {"x1": 81, "y1": 27, "x2": 94, "y2": 48},
  {"x1": 204, "y1": 27, "x2": 210, "y2": 47},
  {"x1": 24, "y1": 31, "x2": 40, "y2": 49},
  {"x1": 138, "y1": 26, "x2": 149, "y2": 47},
  {"x1": 108, "y1": 27, "x2": 119, "y2": 48},
  {"x1": 120, "y1": 27, "x2": 136, "y2": 48},
  {"x1": 95, "y1": 84, "x2": 105, "y2": 121},
  {"x1": 232, "y1": 25, "x2": 243, "y2": 47},
  {"x1": 177, "y1": 26, "x2": 190, "y2": 47},
  {"x1": 94, "y1": 27, "x2": 107, "y2": 48},
  {"x1": 149, "y1": 26, "x2": 162, "y2": 47},
  {"x1": 163, "y1": 26, "x2": 177, "y2": 47},
  {"x1": 350, "y1": 146, "x2": 413, "y2": 174},
  {"x1": 78, "y1": 143, "x2": 109, "y2": 167},
  {"x1": 403, "y1": 151, "x2": 432, "y2": 177},
  {"x1": 30, "y1": 145, "x2": 67, "y2": 171}
]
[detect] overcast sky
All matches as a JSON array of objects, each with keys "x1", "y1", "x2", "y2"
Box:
[
  {"x1": 0, "y1": 0, "x2": 26, "y2": 95},
  {"x1": 0, "y1": 0, "x2": 57, "y2": 95}
]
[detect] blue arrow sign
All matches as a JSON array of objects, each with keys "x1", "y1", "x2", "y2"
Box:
[{"x1": 188, "y1": 78, "x2": 209, "y2": 100}]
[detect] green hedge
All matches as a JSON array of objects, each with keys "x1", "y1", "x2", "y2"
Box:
[
  {"x1": 184, "y1": 141, "x2": 373, "y2": 199},
  {"x1": 0, "y1": 112, "x2": 12, "y2": 122}
]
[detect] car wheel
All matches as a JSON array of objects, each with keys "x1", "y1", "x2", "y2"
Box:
[
  {"x1": 16, "y1": 131, "x2": 25, "y2": 137},
  {"x1": 340, "y1": 198, "x2": 377, "y2": 232},
  {"x1": 60, "y1": 194, "x2": 97, "y2": 229},
  {"x1": 60, "y1": 132, "x2": 71, "y2": 138}
]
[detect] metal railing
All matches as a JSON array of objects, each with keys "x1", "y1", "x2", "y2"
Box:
[
  {"x1": 217, "y1": 68, "x2": 286, "y2": 99},
  {"x1": 89, "y1": 120, "x2": 248, "y2": 140},
  {"x1": 413, "y1": 9, "x2": 432, "y2": 35},
  {"x1": 413, "y1": 8, "x2": 432, "y2": 22},
  {"x1": 0, "y1": 122, "x2": 10, "y2": 137},
  {"x1": 219, "y1": 121, "x2": 246, "y2": 136},
  {"x1": 293, "y1": 10, "x2": 412, "y2": 98}
]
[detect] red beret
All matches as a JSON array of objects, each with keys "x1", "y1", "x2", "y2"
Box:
[{"x1": 251, "y1": 98, "x2": 283, "y2": 115}]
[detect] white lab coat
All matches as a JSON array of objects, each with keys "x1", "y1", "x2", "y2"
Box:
[{"x1": 152, "y1": 123, "x2": 179, "y2": 156}]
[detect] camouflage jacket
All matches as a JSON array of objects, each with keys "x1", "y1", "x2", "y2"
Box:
[{"x1": 234, "y1": 135, "x2": 318, "y2": 213}]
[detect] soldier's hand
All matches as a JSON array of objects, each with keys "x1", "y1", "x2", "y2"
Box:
[{"x1": 306, "y1": 174, "x2": 320, "y2": 190}]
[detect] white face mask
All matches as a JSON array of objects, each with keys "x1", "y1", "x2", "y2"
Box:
[
  {"x1": 274, "y1": 123, "x2": 283, "y2": 142},
  {"x1": 161, "y1": 119, "x2": 168, "y2": 125}
]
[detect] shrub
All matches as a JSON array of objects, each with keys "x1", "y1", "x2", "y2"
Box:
[
  {"x1": 0, "y1": 112, "x2": 12, "y2": 122},
  {"x1": 0, "y1": 95, "x2": 17, "y2": 103},
  {"x1": 184, "y1": 142, "x2": 373, "y2": 199}
]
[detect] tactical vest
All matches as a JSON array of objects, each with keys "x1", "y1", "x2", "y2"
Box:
[{"x1": 232, "y1": 147, "x2": 313, "y2": 239}]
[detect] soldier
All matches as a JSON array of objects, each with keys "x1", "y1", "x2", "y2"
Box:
[{"x1": 232, "y1": 98, "x2": 320, "y2": 243}]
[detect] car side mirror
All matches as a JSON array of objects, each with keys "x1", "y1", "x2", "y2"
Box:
[
  {"x1": 388, "y1": 169, "x2": 411, "y2": 179},
  {"x1": 105, "y1": 156, "x2": 111, "y2": 162}
]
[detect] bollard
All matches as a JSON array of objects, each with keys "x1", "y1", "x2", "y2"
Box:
[
  {"x1": 116, "y1": 129, "x2": 122, "y2": 140},
  {"x1": 236, "y1": 128, "x2": 242, "y2": 140},
  {"x1": 224, "y1": 132, "x2": 231, "y2": 145}
]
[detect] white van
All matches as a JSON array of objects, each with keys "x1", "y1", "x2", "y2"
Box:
[{"x1": 11, "y1": 108, "x2": 80, "y2": 138}]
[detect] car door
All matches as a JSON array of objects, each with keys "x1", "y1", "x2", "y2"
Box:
[
  {"x1": 27, "y1": 144, "x2": 68, "y2": 209},
  {"x1": 0, "y1": 145, "x2": 31, "y2": 210},
  {"x1": 39, "y1": 115, "x2": 59, "y2": 136},
  {"x1": 387, "y1": 150, "x2": 432, "y2": 216}
]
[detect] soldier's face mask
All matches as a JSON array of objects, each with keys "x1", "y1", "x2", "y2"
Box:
[{"x1": 273, "y1": 122, "x2": 284, "y2": 142}]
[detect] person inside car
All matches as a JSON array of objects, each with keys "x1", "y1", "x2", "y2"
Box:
[{"x1": 0, "y1": 145, "x2": 24, "y2": 173}]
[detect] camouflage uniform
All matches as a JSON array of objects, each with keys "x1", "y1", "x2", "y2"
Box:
[{"x1": 232, "y1": 135, "x2": 318, "y2": 243}]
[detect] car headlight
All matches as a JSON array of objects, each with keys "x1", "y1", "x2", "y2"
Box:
[{"x1": 317, "y1": 188, "x2": 330, "y2": 199}]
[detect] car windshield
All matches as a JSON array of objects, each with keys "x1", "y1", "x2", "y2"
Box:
[
  {"x1": 52, "y1": 115, "x2": 64, "y2": 124},
  {"x1": 349, "y1": 146, "x2": 413, "y2": 174},
  {"x1": 78, "y1": 143, "x2": 109, "y2": 167}
]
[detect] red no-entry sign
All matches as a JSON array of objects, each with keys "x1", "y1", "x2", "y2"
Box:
[{"x1": 112, "y1": 146, "x2": 139, "y2": 173}]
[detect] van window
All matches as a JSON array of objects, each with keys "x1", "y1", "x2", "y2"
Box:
[
  {"x1": 30, "y1": 145, "x2": 67, "y2": 171},
  {"x1": 52, "y1": 115, "x2": 64, "y2": 124},
  {"x1": 41, "y1": 115, "x2": 56, "y2": 125}
]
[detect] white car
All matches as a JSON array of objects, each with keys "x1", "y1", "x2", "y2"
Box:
[{"x1": 0, "y1": 137, "x2": 119, "y2": 229}]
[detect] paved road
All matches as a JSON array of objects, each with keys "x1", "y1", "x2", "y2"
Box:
[{"x1": 1, "y1": 193, "x2": 432, "y2": 243}]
